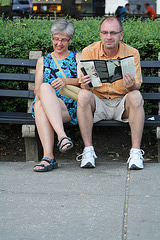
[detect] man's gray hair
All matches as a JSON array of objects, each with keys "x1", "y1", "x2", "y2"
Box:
[{"x1": 50, "y1": 19, "x2": 75, "y2": 40}]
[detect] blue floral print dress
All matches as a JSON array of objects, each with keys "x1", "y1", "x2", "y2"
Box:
[{"x1": 32, "y1": 51, "x2": 78, "y2": 125}]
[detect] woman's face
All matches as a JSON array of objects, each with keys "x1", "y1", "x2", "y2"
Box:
[{"x1": 51, "y1": 33, "x2": 72, "y2": 54}]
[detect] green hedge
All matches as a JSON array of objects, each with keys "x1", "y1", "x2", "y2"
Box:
[
  {"x1": 0, "y1": 17, "x2": 160, "y2": 113},
  {"x1": 0, "y1": 17, "x2": 160, "y2": 59}
]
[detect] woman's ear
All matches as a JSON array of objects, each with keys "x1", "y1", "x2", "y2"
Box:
[{"x1": 69, "y1": 38, "x2": 72, "y2": 45}]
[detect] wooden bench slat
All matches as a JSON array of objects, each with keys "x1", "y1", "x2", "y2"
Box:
[
  {"x1": 0, "y1": 58, "x2": 37, "y2": 67},
  {"x1": 0, "y1": 112, "x2": 34, "y2": 124},
  {"x1": 142, "y1": 92, "x2": 160, "y2": 100},
  {"x1": 142, "y1": 76, "x2": 160, "y2": 84},
  {"x1": 1, "y1": 90, "x2": 159, "y2": 100},
  {"x1": 0, "y1": 59, "x2": 159, "y2": 68},
  {"x1": 141, "y1": 61, "x2": 160, "y2": 68},
  {"x1": 0, "y1": 89, "x2": 34, "y2": 98},
  {"x1": 0, "y1": 74, "x2": 159, "y2": 84},
  {"x1": 0, "y1": 112, "x2": 160, "y2": 126},
  {"x1": 0, "y1": 73, "x2": 35, "y2": 82}
]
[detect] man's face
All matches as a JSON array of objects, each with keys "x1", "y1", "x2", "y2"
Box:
[{"x1": 100, "y1": 19, "x2": 124, "y2": 51}]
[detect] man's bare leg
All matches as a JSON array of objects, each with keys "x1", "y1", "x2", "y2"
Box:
[
  {"x1": 77, "y1": 90, "x2": 97, "y2": 168},
  {"x1": 123, "y1": 90, "x2": 145, "y2": 148},
  {"x1": 77, "y1": 89, "x2": 95, "y2": 147},
  {"x1": 123, "y1": 90, "x2": 145, "y2": 169}
]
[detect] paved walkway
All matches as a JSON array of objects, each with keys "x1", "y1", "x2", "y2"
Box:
[{"x1": 0, "y1": 160, "x2": 160, "y2": 240}]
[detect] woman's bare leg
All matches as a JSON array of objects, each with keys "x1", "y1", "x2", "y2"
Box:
[{"x1": 33, "y1": 83, "x2": 72, "y2": 170}]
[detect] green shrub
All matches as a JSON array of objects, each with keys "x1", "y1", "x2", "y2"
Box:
[
  {"x1": 0, "y1": 17, "x2": 159, "y2": 59},
  {"x1": 0, "y1": 16, "x2": 160, "y2": 113}
]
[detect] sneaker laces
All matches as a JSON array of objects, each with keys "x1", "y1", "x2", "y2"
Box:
[
  {"x1": 76, "y1": 150, "x2": 97, "y2": 162},
  {"x1": 127, "y1": 149, "x2": 144, "y2": 163}
]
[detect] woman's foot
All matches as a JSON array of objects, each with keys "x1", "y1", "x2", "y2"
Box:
[
  {"x1": 33, "y1": 157, "x2": 58, "y2": 172},
  {"x1": 57, "y1": 136, "x2": 74, "y2": 153}
]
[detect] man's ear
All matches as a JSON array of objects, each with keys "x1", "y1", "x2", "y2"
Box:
[{"x1": 120, "y1": 31, "x2": 124, "y2": 41}]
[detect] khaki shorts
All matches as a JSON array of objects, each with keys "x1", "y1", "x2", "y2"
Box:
[{"x1": 93, "y1": 94, "x2": 128, "y2": 123}]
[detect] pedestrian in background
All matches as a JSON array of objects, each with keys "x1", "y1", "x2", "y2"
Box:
[
  {"x1": 0, "y1": 0, "x2": 13, "y2": 20},
  {"x1": 144, "y1": 3, "x2": 157, "y2": 20},
  {"x1": 133, "y1": 3, "x2": 142, "y2": 14}
]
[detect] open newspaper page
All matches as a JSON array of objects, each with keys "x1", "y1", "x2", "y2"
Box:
[
  {"x1": 121, "y1": 56, "x2": 136, "y2": 78},
  {"x1": 80, "y1": 56, "x2": 136, "y2": 87}
]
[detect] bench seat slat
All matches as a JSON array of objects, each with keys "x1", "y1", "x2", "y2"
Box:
[
  {"x1": 1, "y1": 90, "x2": 159, "y2": 100},
  {"x1": 142, "y1": 76, "x2": 160, "y2": 84},
  {"x1": 142, "y1": 92, "x2": 160, "y2": 100},
  {"x1": 141, "y1": 61, "x2": 160, "y2": 68},
  {"x1": 0, "y1": 73, "x2": 35, "y2": 82},
  {"x1": 0, "y1": 112, "x2": 160, "y2": 126},
  {"x1": 0, "y1": 58, "x2": 37, "y2": 67},
  {"x1": 0, "y1": 89, "x2": 34, "y2": 98}
]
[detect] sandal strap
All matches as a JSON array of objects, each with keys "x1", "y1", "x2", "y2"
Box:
[
  {"x1": 57, "y1": 136, "x2": 71, "y2": 147},
  {"x1": 42, "y1": 157, "x2": 55, "y2": 164}
]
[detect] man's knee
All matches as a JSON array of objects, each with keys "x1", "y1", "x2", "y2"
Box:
[
  {"x1": 127, "y1": 90, "x2": 143, "y2": 108},
  {"x1": 78, "y1": 89, "x2": 94, "y2": 107}
]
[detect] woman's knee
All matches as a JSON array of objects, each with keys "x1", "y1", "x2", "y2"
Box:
[{"x1": 39, "y1": 82, "x2": 55, "y2": 95}]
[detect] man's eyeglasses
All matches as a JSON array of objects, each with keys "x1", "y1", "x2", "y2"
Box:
[
  {"x1": 52, "y1": 37, "x2": 70, "y2": 43},
  {"x1": 100, "y1": 31, "x2": 122, "y2": 36}
]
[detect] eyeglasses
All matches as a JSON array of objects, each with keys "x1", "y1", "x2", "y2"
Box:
[
  {"x1": 52, "y1": 37, "x2": 70, "y2": 43},
  {"x1": 100, "y1": 31, "x2": 122, "y2": 36}
]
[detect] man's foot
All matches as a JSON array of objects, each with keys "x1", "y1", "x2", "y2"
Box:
[
  {"x1": 76, "y1": 148, "x2": 97, "y2": 168},
  {"x1": 127, "y1": 149, "x2": 144, "y2": 170}
]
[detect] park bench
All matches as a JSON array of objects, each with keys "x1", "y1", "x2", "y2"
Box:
[{"x1": 0, "y1": 51, "x2": 160, "y2": 162}]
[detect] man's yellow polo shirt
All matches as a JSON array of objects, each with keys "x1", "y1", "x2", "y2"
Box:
[{"x1": 81, "y1": 41, "x2": 142, "y2": 99}]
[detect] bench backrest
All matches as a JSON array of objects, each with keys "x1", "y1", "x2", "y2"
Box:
[{"x1": 0, "y1": 58, "x2": 160, "y2": 100}]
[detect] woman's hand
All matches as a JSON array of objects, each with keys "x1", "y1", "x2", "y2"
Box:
[{"x1": 51, "y1": 78, "x2": 66, "y2": 89}]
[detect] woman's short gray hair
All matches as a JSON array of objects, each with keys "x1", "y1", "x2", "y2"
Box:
[{"x1": 50, "y1": 19, "x2": 75, "y2": 40}]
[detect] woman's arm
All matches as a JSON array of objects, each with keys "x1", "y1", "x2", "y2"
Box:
[{"x1": 34, "y1": 56, "x2": 43, "y2": 96}]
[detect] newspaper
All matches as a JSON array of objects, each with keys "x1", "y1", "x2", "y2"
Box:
[{"x1": 80, "y1": 56, "x2": 136, "y2": 87}]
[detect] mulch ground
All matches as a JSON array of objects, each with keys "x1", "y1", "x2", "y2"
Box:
[{"x1": 0, "y1": 124, "x2": 158, "y2": 163}]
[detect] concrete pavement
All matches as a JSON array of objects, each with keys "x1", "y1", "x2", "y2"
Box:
[{"x1": 0, "y1": 160, "x2": 160, "y2": 240}]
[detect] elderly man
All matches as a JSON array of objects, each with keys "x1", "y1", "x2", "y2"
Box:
[
  {"x1": 0, "y1": 0, "x2": 13, "y2": 19},
  {"x1": 77, "y1": 16, "x2": 145, "y2": 170}
]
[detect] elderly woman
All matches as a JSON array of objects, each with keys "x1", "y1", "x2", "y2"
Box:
[{"x1": 33, "y1": 19, "x2": 81, "y2": 172}]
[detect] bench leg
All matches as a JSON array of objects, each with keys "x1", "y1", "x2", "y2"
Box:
[
  {"x1": 24, "y1": 137, "x2": 39, "y2": 162},
  {"x1": 22, "y1": 125, "x2": 39, "y2": 162},
  {"x1": 157, "y1": 139, "x2": 160, "y2": 163},
  {"x1": 156, "y1": 127, "x2": 160, "y2": 163}
]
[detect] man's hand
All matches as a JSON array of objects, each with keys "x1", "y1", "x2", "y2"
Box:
[
  {"x1": 123, "y1": 73, "x2": 136, "y2": 91},
  {"x1": 80, "y1": 74, "x2": 92, "y2": 89}
]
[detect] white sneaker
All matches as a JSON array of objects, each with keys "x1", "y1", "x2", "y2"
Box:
[
  {"x1": 76, "y1": 149, "x2": 97, "y2": 168},
  {"x1": 127, "y1": 149, "x2": 144, "y2": 170}
]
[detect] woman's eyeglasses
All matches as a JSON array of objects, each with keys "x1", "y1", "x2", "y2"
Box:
[{"x1": 52, "y1": 37, "x2": 70, "y2": 43}]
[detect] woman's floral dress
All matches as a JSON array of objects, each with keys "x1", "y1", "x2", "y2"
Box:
[{"x1": 32, "y1": 51, "x2": 78, "y2": 125}]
